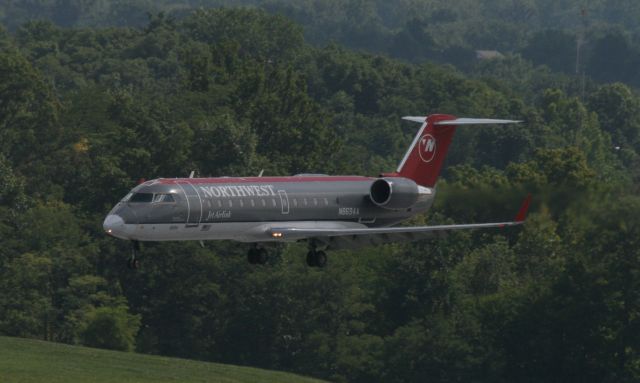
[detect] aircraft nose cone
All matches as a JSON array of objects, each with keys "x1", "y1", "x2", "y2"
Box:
[{"x1": 103, "y1": 214, "x2": 125, "y2": 237}]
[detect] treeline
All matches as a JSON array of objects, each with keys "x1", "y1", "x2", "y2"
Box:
[
  {"x1": 0, "y1": 7, "x2": 639, "y2": 382},
  {"x1": 5, "y1": 1, "x2": 640, "y2": 87}
]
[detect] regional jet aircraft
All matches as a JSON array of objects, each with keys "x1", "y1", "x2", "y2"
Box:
[{"x1": 104, "y1": 114, "x2": 530, "y2": 269}]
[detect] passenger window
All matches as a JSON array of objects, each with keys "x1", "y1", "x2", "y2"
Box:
[
  {"x1": 303, "y1": 198, "x2": 308, "y2": 206},
  {"x1": 293, "y1": 199, "x2": 298, "y2": 207},
  {"x1": 228, "y1": 200, "x2": 233, "y2": 208},
  {"x1": 251, "y1": 199, "x2": 255, "y2": 207},
  {"x1": 130, "y1": 193, "x2": 153, "y2": 203},
  {"x1": 271, "y1": 199, "x2": 276, "y2": 207},
  {"x1": 323, "y1": 198, "x2": 329, "y2": 206},
  {"x1": 217, "y1": 200, "x2": 222, "y2": 208},
  {"x1": 313, "y1": 198, "x2": 318, "y2": 206},
  {"x1": 239, "y1": 200, "x2": 244, "y2": 208},
  {"x1": 261, "y1": 199, "x2": 266, "y2": 207}
]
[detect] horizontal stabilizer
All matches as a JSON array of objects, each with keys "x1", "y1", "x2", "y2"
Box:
[
  {"x1": 402, "y1": 116, "x2": 522, "y2": 125},
  {"x1": 402, "y1": 116, "x2": 429, "y2": 123},
  {"x1": 435, "y1": 118, "x2": 522, "y2": 125}
]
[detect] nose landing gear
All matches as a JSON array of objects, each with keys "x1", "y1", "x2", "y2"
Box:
[{"x1": 127, "y1": 241, "x2": 141, "y2": 270}]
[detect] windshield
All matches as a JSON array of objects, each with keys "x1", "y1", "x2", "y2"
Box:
[
  {"x1": 128, "y1": 192, "x2": 176, "y2": 203},
  {"x1": 153, "y1": 193, "x2": 175, "y2": 203},
  {"x1": 129, "y1": 192, "x2": 154, "y2": 203}
]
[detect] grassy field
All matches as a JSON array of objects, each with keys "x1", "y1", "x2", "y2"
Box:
[{"x1": 0, "y1": 336, "x2": 328, "y2": 383}]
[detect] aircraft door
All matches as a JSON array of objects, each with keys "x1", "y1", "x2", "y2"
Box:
[
  {"x1": 278, "y1": 190, "x2": 290, "y2": 215},
  {"x1": 176, "y1": 181, "x2": 203, "y2": 227}
]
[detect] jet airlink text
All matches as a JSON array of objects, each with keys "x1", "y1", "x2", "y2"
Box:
[{"x1": 199, "y1": 185, "x2": 276, "y2": 198}]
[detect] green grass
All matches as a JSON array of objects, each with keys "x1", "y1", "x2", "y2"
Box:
[{"x1": 0, "y1": 336, "x2": 328, "y2": 383}]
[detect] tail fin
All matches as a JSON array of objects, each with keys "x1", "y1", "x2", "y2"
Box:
[{"x1": 396, "y1": 114, "x2": 521, "y2": 187}]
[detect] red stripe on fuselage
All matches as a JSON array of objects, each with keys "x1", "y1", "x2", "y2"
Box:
[{"x1": 155, "y1": 176, "x2": 372, "y2": 184}]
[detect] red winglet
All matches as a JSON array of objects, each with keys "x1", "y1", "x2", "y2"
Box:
[{"x1": 514, "y1": 194, "x2": 532, "y2": 222}]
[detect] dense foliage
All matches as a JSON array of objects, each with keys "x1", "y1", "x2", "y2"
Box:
[
  {"x1": 0, "y1": 5, "x2": 639, "y2": 383},
  {"x1": 5, "y1": 1, "x2": 640, "y2": 86}
]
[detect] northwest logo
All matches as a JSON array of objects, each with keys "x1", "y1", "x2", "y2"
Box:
[{"x1": 418, "y1": 134, "x2": 436, "y2": 162}]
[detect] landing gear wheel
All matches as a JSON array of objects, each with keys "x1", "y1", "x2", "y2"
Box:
[
  {"x1": 306, "y1": 250, "x2": 328, "y2": 268},
  {"x1": 306, "y1": 251, "x2": 316, "y2": 267},
  {"x1": 315, "y1": 251, "x2": 327, "y2": 268},
  {"x1": 257, "y1": 248, "x2": 268, "y2": 265},
  {"x1": 127, "y1": 258, "x2": 140, "y2": 270},
  {"x1": 248, "y1": 247, "x2": 268, "y2": 265}
]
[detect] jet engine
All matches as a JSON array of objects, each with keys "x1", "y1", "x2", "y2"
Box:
[{"x1": 369, "y1": 178, "x2": 419, "y2": 209}]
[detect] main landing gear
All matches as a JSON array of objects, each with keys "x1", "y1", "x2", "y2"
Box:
[
  {"x1": 247, "y1": 247, "x2": 268, "y2": 265},
  {"x1": 306, "y1": 249, "x2": 327, "y2": 268},
  {"x1": 246, "y1": 245, "x2": 328, "y2": 268},
  {"x1": 127, "y1": 240, "x2": 141, "y2": 270}
]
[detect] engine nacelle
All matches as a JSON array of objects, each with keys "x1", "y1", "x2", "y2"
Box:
[{"x1": 369, "y1": 178, "x2": 419, "y2": 209}]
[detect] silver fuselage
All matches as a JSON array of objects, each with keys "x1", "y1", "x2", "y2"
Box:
[{"x1": 104, "y1": 176, "x2": 435, "y2": 243}]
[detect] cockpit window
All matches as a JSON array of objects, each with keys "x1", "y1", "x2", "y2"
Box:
[
  {"x1": 153, "y1": 193, "x2": 175, "y2": 203},
  {"x1": 129, "y1": 193, "x2": 154, "y2": 203}
]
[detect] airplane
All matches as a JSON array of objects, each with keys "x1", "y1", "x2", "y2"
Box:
[{"x1": 103, "y1": 114, "x2": 530, "y2": 269}]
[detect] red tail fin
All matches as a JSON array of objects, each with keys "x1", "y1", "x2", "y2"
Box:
[
  {"x1": 397, "y1": 114, "x2": 457, "y2": 187},
  {"x1": 396, "y1": 115, "x2": 522, "y2": 187}
]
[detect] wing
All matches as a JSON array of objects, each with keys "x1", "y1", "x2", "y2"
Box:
[{"x1": 269, "y1": 195, "x2": 532, "y2": 250}]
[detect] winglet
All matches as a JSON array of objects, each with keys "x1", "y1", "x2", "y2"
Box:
[{"x1": 514, "y1": 194, "x2": 532, "y2": 223}]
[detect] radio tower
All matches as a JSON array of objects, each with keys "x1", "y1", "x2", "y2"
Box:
[{"x1": 576, "y1": 7, "x2": 588, "y2": 101}]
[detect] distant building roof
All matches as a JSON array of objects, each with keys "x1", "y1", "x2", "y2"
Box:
[{"x1": 475, "y1": 50, "x2": 504, "y2": 60}]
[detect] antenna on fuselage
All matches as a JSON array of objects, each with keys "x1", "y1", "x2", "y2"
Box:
[
  {"x1": 258, "y1": 169, "x2": 264, "y2": 177},
  {"x1": 189, "y1": 170, "x2": 195, "y2": 178}
]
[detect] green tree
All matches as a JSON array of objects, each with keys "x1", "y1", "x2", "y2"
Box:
[
  {"x1": 587, "y1": 28, "x2": 638, "y2": 85},
  {"x1": 522, "y1": 29, "x2": 577, "y2": 74},
  {"x1": 588, "y1": 83, "x2": 640, "y2": 151},
  {"x1": 81, "y1": 306, "x2": 141, "y2": 351},
  {"x1": 0, "y1": 42, "x2": 61, "y2": 182},
  {"x1": 0, "y1": 253, "x2": 54, "y2": 339}
]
